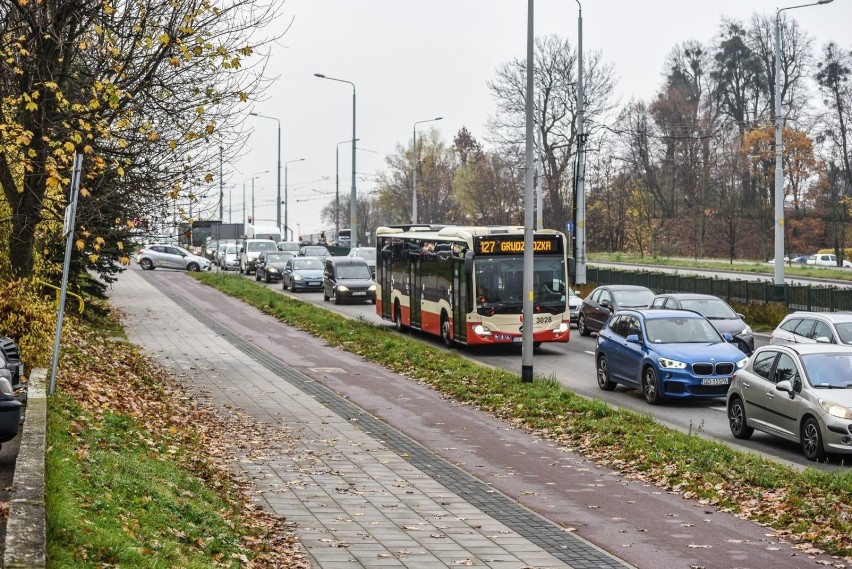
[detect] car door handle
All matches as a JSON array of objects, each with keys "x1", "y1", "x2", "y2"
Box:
[
  {"x1": 765, "y1": 391, "x2": 775, "y2": 398},
  {"x1": 742, "y1": 381, "x2": 751, "y2": 389}
]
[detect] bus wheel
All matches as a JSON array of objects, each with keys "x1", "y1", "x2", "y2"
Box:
[
  {"x1": 441, "y1": 312, "x2": 453, "y2": 348},
  {"x1": 394, "y1": 302, "x2": 407, "y2": 332}
]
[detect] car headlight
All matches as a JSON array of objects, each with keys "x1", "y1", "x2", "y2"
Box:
[
  {"x1": 820, "y1": 399, "x2": 852, "y2": 420},
  {"x1": 368, "y1": 284, "x2": 377, "y2": 292},
  {"x1": 741, "y1": 326, "x2": 752, "y2": 335},
  {"x1": 293, "y1": 274, "x2": 303, "y2": 281},
  {"x1": 736, "y1": 357, "x2": 748, "y2": 369},
  {"x1": 657, "y1": 357, "x2": 687, "y2": 369},
  {"x1": 267, "y1": 267, "x2": 279, "y2": 273},
  {"x1": 337, "y1": 285, "x2": 350, "y2": 293}
]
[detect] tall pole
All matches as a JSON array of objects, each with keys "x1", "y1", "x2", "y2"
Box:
[
  {"x1": 574, "y1": 0, "x2": 587, "y2": 285},
  {"x1": 336, "y1": 138, "x2": 357, "y2": 243},
  {"x1": 247, "y1": 170, "x2": 268, "y2": 227},
  {"x1": 412, "y1": 117, "x2": 443, "y2": 224},
  {"x1": 250, "y1": 113, "x2": 282, "y2": 235},
  {"x1": 285, "y1": 158, "x2": 305, "y2": 241},
  {"x1": 315, "y1": 73, "x2": 358, "y2": 246},
  {"x1": 219, "y1": 145, "x2": 224, "y2": 221},
  {"x1": 521, "y1": 0, "x2": 535, "y2": 382},
  {"x1": 774, "y1": 0, "x2": 833, "y2": 286}
]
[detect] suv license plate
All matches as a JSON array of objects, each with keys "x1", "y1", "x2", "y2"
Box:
[
  {"x1": 352, "y1": 291, "x2": 366, "y2": 296},
  {"x1": 702, "y1": 378, "x2": 729, "y2": 386}
]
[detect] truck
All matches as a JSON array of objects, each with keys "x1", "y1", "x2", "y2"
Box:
[{"x1": 245, "y1": 224, "x2": 281, "y2": 243}]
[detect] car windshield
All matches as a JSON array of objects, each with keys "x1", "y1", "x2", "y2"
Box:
[
  {"x1": 225, "y1": 245, "x2": 237, "y2": 253},
  {"x1": 645, "y1": 316, "x2": 723, "y2": 344},
  {"x1": 278, "y1": 242, "x2": 300, "y2": 251},
  {"x1": 612, "y1": 289, "x2": 655, "y2": 308},
  {"x1": 248, "y1": 241, "x2": 278, "y2": 252},
  {"x1": 353, "y1": 249, "x2": 376, "y2": 261},
  {"x1": 294, "y1": 259, "x2": 324, "y2": 270},
  {"x1": 304, "y1": 247, "x2": 328, "y2": 256},
  {"x1": 339, "y1": 265, "x2": 372, "y2": 279},
  {"x1": 802, "y1": 353, "x2": 852, "y2": 388},
  {"x1": 264, "y1": 253, "x2": 289, "y2": 262},
  {"x1": 175, "y1": 246, "x2": 192, "y2": 256},
  {"x1": 835, "y1": 323, "x2": 852, "y2": 344},
  {"x1": 679, "y1": 298, "x2": 738, "y2": 319}
]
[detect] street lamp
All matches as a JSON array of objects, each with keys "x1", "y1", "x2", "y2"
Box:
[
  {"x1": 244, "y1": 170, "x2": 269, "y2": 226},
  {"x1": 574, "y1": 0, "x2": 587, "y2": 285},
  {"x1": 315, "y1": 73, "x2": 358, "y2": 247},
  {"x1": 337, "y1": 138, "x2": 358, "y2": 244},
  {"x1": 412, "y1": 117, "x2": 443, "y2": 224},
  {"x1": 774, "y1": 0, "x2": 833, "y2": 286},
  {"x1": 285, "y1": 158, "x2": 305, "y2": 241},
  {"x1": 249, "y1": 112, "x2": 282, "y2": 235}
]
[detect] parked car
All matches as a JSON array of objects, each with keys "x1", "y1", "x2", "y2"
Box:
[
  {"x1": 0, "y1": 336, "x2": 23, "y2": 388},
  {"x1": 727, "y1": 344, "x2": 852, "y2": 461},
  {"x1": 770, "y1": 312, "x2": 852, "y2": 346},
  {"x1": 567, "y1": 287, "x2": 583, "y2": 325},
  {"x1": 595, "y1": 309, "x2": 748, "y2": 405},
  {"x1": 212, "y1": 239, "x2": 237, "y2": 265},
  {"x1": 254, "y1": 252, "x2": 292, "y2": 283},
  {"x1": 806, "y1": 253, "x2": 852, "y2": 268},
  {"x1": 347, "y1": 247, "x2": 377, "y2": 279},
  {"x1": 239, "y1": 239, "x2": 279, "y2": 275},
  {"x1": 323, "y1": 256, "x2": 377, "y2": 305},
  {"x1": 650, "y1": 293, "x2": 754, "y2": 354},
  {"x1": 299, "y1": 245, "x2": 331, "y2": 260},
  {"x1": 578, "y1": 284, "x2": 655, "y2": 336},
  {"x1": 281, "y1": 256, "x2": 325, "y2": 292},
  {"x1": 136, "y1": 244, "x2": 211, "y2": 271},
  {"x1": 218, "y1": 243, "x2": 239, "y2": 271}
]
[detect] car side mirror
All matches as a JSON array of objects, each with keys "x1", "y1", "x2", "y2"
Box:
[
  {"x1": 775, "y1": 380, "x2": 795, "y2": 399},
  {"x1": 736, "y1": 313, "x2": 745, "y2": 319},
  {"x1": 626, "y1": 334, "x2": 642, "y2": 344},
  {"x1": 815, "y1": 336, "x2": 832, "y2": 344},
  {"x1": 600, "y1": 299, "x2": 610, "y2": 308},
  {"x1": 722, "y1": 333, "x2": 734, "y2": 342}
]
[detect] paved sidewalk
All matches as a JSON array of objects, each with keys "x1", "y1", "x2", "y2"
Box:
[{"x1": 109, "y1": 269, "x2": 627, "y2": 569}]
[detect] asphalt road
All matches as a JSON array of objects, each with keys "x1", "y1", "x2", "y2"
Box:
[{"x1": 221, "y1": 264, "x2": 850, "y2": 471}]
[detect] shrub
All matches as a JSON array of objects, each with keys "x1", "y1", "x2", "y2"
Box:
[
  {"x1": 730, "y1": 301, "x2": 787, "y2": 331},
  {"x1": 0, "y1": 279, "x2": 61, "y2": 367}
]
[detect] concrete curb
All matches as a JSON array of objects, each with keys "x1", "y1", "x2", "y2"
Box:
[{"x1": 3, "y1": 368, "x2": 46, "y2": 568}]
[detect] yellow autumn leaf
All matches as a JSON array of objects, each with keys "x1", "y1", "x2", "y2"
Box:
[
  {"x1": 119, "y1": 256, "x2": 131, "y2": 266},
  {"x1": 95, "y1": 237, "x2": 105, "y2": 245},
  {"x1": 88, "y1": 254, "x2": 99, "y2": 263},
  {"x1": 117, "y1": 242, "x2": 124, "y2": 251},
  {"x1": 25, "y1": 101, "x2": 37, "y2": 111},
  {"x1": 75, "y1": 239, "x2": 85, "y2": 252},
  {"x1": 168, "y1": 140, "x2": 177, "y2": 150},
  {"x1": 80, "y1": 188, "x2": 91, "y2": 197}
]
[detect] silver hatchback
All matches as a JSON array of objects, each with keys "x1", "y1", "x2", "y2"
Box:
[
  {"x1": 770, "y1": 311, "x2": 852, "y2": 346},
  {"x1": 727, "y1": 344, "x2": 852, "y2": 461}
]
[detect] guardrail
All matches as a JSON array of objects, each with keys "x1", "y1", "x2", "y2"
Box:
[{"x1": 586, "y1": 267, "x2": 852, "y2": 312}]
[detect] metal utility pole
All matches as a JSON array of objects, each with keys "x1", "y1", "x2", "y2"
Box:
[{"x1": 521, "y1": 0, "x2": 535, "y2": 383}]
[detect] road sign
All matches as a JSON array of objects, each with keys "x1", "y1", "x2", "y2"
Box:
[{"x1": 565, "y1": 221, "x2": 574, "y2": 233}]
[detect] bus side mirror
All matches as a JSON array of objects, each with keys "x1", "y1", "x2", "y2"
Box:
[
  {"x1": 464, "y1": 250, "x2": 474, "y2": 275},
  {"x1": 567, "y1": 257, "x2": 576, "y2": 283}
]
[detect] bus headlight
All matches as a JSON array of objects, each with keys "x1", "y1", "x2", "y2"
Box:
[
  {"x1": 555, "y1": 322, "x2": 569, "y2": 334},
  {"x1": 472, "y1": 324, "x2": 492, "y2": 337}
]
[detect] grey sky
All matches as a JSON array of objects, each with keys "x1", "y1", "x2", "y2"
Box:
[{"x1": 223, "y1": 0, "x2": 850, "y2": 239}]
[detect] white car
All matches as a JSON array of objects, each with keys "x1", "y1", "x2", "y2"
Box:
[
  {"x1": 218, "y1": 243, "x2": 240, "y2": 271},
  {"x1": 136, "y1": 244, "x2": 211, "y2": 271},
  {"x1": 568, "y1": 287, "x2": 583, "y2": 325},
  {"x1": 806, "y1": 253, "x2": 852, "y2": 268}
]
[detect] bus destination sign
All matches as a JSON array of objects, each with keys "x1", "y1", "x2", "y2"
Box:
[{"x1": 475, "y1": 235, "x2": 563, "y2": 255}]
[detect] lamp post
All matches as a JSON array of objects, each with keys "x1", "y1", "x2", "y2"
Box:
[
  {"x1": 315, "y1": 73, "x2": 358, "y2": 247},
  {"x1": 246, "y1": 170, "x2": 269, "y2": 226},
  {"x1": 336, "y1": 138, "x2": 358, "y2": 243},
  {"x1": 249, "y1": 113, "x2": 282, "y2": 235},
  {"x1": 285, "y1": 158, "x2": 305, "y2": 241},
  {"x1": 774, "y1": 0, "x2": 833, "y2": 286},
  {"x1": 574, "y1": 0, "x2": 587, "y2": 285},
  {"x1": 219, "y1": 145, "x2": 224, "y2": 221},
  {"x1": 412, "y1": 117, "x2": 443, "y2": 224}
]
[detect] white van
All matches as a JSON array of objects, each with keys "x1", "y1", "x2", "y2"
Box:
[{"x1": 245, "y1": 224, "x2": 282, "y2": 243}]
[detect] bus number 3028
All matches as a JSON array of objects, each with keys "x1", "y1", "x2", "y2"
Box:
[{"x1": 535, "y1": 315, "x2": 552, "y2": 324}]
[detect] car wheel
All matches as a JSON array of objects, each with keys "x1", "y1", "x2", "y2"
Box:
[
  {"x1": 334, "y1": 291, "x2": 341, "y2": 305},
  {"x1": 642, "y1": 366, "x2": 661, "y2": 405},
  {"x1": 239, "y1": 262, "x2": 244, "y2": 274},
  {"x1": 255, "y1": 271, "x2": 261, "y2": 281},
  {"x1": 265, "y1": 274, "x2": 271, "y2": 284},
  {"x1": 801, "y1": 416, "x2": 826, "y2": 461},
  {"x1": 371, "y1": 298, "x2": 376, "y2": 305},
  {"x1": 578, "y1": 313, "x2": 591, "y2": 336},
  {"x1": 394, "y1": 301, "x2": 407, "y2": 332},
  {"x1": 323, "y1": 289, "x2": 329, "y2": 301},
  {"x1": 441, "y1": 312, "x2": 453, "y2": 348},
  {"x1": 139, "y1": 258, "x2": 154, "y2": 270},
  {"x1": 282, "y1": 279, "x2": 288, "y2": 291},
  {"x1": 727, "y1": 396, "x2": 754, "y2": 439},
  {"x1": 187, "y1": 262, "x2": 200, "y2": 272},
  {"x1": 596, "y1": 355, "x2": 616, "y2": 391}
]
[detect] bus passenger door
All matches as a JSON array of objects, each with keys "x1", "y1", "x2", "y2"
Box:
[
  {"x1": 452, "y1": 258, "x2": 467, "y2": 344},
  {"x1": 409, "y1": 254, "x2": 422, "y2": 329},
  {"x1": 379, "y1": 247, "x2": 392, "y2": 321}
]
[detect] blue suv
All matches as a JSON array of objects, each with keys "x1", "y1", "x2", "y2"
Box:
[{"x1": 595, "y1": 309, "x2": 749, "y2": 404}]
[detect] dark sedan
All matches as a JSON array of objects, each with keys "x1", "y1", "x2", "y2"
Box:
[
  {"x1": 650, "y1": 293, "x2": 754, "y2": 354},
  {"x1": 254, "y1": 251, "x2": 293, "y2": 283},
  {"x1": 578, "y1": 284, "x2": 655, "y2": 336},
  {"x1": 282, "y1": 256, "x2": 325, "y2": 292}
]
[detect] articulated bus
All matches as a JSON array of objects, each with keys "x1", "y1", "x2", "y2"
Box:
[{"x1": 375, "y1": 225, "x2": 572, "y2": 347}]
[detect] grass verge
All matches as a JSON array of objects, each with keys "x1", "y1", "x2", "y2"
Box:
[
  {"x1": 194, "y1": 271, "x2": 852, "y2": 559},
  {"x1": 46, "y1": 301, "x2": 309, "y2": 567}
]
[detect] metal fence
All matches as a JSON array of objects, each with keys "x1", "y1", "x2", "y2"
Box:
[{"x1": 586, "y1": 267, "x2": 852, "y2": 312}]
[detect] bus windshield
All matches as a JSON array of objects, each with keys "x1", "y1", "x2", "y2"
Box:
[{"x1": 475, "y1": 256, "x2": 566, "y2": 312}]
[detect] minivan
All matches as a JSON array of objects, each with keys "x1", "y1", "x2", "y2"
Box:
[{"x1": 323, "y1": 256, "x2": 376, "y2": 305}]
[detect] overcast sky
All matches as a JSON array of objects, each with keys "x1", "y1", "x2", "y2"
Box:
[{"x1": 221, "y1": 0, "x2": 850, "y2": 240}]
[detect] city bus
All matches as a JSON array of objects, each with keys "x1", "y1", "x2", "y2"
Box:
[{"x1": 375, "y1": 225, "x2": 572, "y2": 347}]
